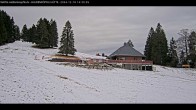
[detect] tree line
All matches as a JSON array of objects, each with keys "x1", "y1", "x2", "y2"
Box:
[
  {"x1": 178, "y1": 29, "x2": 196, "y2": 67},
  {"x1": 0, "y1": 10, "x2": 59, "y2": 48},
  {"x1": 21, "y1": 18, "x2": 77, "y2": 55},
  {"x1": 21, "y1": 18, "x2": 58, "y2": 48},
  {"x1": 144, "y1": 23, "x2": 196, "y2": 68},
  {"x1": 0, "y1": 10, "x2": 20, "y2": 45},
  {"x1": 0, "y1": 10, "x2": 77, "y2": 56}
]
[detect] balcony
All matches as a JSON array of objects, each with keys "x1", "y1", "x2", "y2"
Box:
[{"x1": 107, "y1": 59, "x2": 153, "y2": 65}]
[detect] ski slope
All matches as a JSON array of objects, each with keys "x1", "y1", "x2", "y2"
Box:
[{"x1": 0, "y1": 41, "x2": 196, "y2": 103}]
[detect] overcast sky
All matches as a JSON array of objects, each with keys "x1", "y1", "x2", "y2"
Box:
[{"x1": 1, "y1": 6, "x2": 196, "y2": 55}]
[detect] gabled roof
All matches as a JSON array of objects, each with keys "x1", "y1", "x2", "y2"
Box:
[{"x1": 109, "y1": 43, "x2": 145, "y2": 58}]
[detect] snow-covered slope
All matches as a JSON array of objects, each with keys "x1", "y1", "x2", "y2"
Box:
[
  {"x1": 75, "y1": 52, "x2": 106, "y2": 60},
  {"x1": 0, "y1": 41, "x2": 196, "y2": 103}
]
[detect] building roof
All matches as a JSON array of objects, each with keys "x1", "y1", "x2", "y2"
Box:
[{"x1": 109, "y1": 43, "x2": 145, "y2": 58}]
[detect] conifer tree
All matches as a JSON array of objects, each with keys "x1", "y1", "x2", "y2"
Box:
[
  {"x1": 59, "y1": 20, "x2": 76, "y2": 55},
  {"x1": 30, "y1": 24, "x2": 37, "y2": 44},
  {"x1": 2, "y1": 11, "x2": 12, "y2": 43},
  {"x1": 144, "y1": 27, "x2": 154, "y2": 60},
  {"x1": 50, "y1": 19, "x2": 58, "y2": 47},
  {"x1": 151, "y1": 23, "x2": 168, "y2": 65},
  {"x1": 187, "y1": 31, "x2": 196, "y2": 67},
  {"x1": 36, "y1": 18, "x2": 49, "y2": 48},
  {"x1": 13, "y1": 25, "x2": 20, "y2": 41},
  {"x1": 28, "y1": 25, "x2": 36, "y2": 43},
  {"x1": 9, "y1": 17, "x2": 15, "y2": 43},
  {"x1": 168, "y1": 37, "x2": 178, "y2": 67},
  {"x1": 188, "y1": 31, "x2": 196, "y2": 55},
  {"x1": 21, "y1": 24, "x2": 28, "y2": 42},
  {"x1": 0, "y1": 14, "x2": 7, "y2": 45},
  {"x1": 0, "y1": 10, "x2": 19, "y2": 45}
]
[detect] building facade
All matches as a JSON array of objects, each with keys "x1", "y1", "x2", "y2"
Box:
[{"x1": 108, "y1": 41, "x2": 153, "y2": 70}]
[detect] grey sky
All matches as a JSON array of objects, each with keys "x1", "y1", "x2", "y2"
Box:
[{"x1": 1, "y1": 6, "x2": 196, "y2": 55}]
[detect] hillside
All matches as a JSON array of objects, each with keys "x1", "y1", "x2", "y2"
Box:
[{"x1": 0, "y1": 41, "x2": 196, "y2": 103}]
